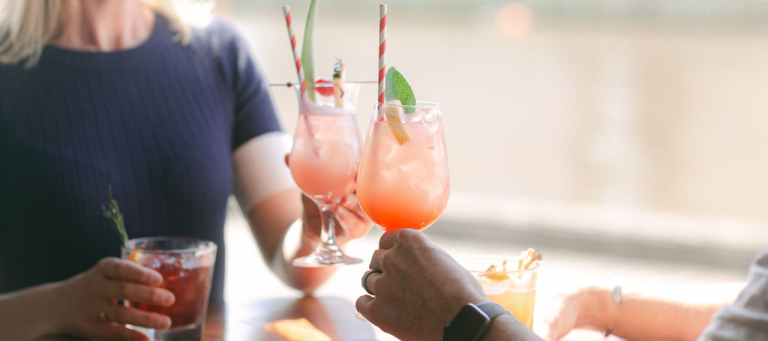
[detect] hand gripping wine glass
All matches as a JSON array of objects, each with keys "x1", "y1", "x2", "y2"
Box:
[{"x1": 289, "y1": 81, "x2": 364, "y2": 266}]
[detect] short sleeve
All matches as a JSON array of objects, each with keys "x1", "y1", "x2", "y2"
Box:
[
  {"x1": 696, "y1": 248, "x2": 768, "y2": 341},
  {"x1": 209, "y1": 19, "x2": 283, "y2": 151}
]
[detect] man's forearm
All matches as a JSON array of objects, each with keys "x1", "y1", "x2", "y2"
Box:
[{"x1": 484, "y1": 314, "x2": 542, "y2": 341}]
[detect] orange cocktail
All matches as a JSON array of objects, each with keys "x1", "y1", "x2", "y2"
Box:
[{"x1": 357, "y1": 101, "x2": 449, "y2": 231}]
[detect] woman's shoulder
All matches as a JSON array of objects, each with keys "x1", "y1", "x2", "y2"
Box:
[
  {"x1": 185, "y1": 16, "x2": 260, "y2": 88},
  {"x1": 188, "y1": 16, "x2": 250, "y2": 58}
]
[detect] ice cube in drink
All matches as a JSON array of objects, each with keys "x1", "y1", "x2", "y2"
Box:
[{"x1": 135, "y1": 261, "x2": 214, "y2": 328}]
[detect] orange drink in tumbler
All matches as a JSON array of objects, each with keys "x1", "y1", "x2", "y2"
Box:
[
  {"x1": 357, "y1": 102, "x2": 449, "y2": 231},
  {"x1": 484, "y1": 283, "x2": 536, "y2": 328},
  {"x1": 464, "y1": 256, "x2": 539, "y2": 329}
]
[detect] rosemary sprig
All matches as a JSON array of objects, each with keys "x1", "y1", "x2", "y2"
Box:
[{"x1": 102, "y1": 185, "x2": 129, "y2": 249}]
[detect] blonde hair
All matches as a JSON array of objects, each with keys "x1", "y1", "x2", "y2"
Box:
[{"x1": 0, "y1": 0, "x2": 211, "y2": 67}]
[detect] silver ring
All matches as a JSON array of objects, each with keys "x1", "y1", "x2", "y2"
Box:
[
  {"x1": 99, "y1": 304, "x2": 110, "y2": 322},
  {"x1": 361, "y1": 270, "x2": 382, "y2": 296}
]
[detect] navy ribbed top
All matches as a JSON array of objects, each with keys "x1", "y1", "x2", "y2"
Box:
[{"x1": 0, "y1": 16, "x2": 282, "y2": 302}]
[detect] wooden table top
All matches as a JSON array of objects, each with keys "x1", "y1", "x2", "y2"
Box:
[
  {"x1": 32, "y1": 295, "x2": 612, "y2": 341},
  {"x1": 202, "y1": 296, "x2": 614, "y2": 341},
  {"x1": 33, "y1": 295, "x2": 615, "y2": 341},
  {"x1": 204, "y1": 296, "x2": 380, "y2": 341}
]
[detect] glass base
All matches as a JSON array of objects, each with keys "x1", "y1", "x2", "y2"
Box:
[
  {"x1": 292, "y1": 251, "x2": 363, "y2": 267},
  {"x1": 129, "y1": 323, "x2": 202, "y2": 341},
  {"x1": 127, "y1": 325, "x2": 154, "y2": 340}
]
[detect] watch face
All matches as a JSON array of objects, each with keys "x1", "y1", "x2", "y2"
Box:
[{"x1": 443, "y1": 304, "x2": 491, "y2": 341}]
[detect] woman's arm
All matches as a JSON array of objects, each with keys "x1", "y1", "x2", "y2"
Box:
[
  {"x1": 0, "y1": 258, "x2": 173, "y2": 341},
  {"x1": 0, "y1": 283, "x2": 59, "y2": 341},
  {"x1": 244, "y1": 188, "x2": 333, "y2": 294},
  {"x1": 543, "y1": 282, "x2": 745, "y2": 341}
]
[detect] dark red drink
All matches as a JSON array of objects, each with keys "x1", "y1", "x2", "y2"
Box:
[
  {"x1": 136, "y1": 263, "x2": 214, "y2": 327},
  {"x1": 122, "y1": 237, "x2": 217, "y2": 337}
]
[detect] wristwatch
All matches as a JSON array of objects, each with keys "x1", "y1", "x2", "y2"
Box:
[{"x1": 442, "y1": 302, "x2": 511, "y2": 341}]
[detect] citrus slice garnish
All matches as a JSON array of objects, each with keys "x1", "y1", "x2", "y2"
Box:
[
  {"x1": 484, "y1": 260, "x2": 511, "y2": 281},
  {"x1": 128, "y1": 251, "x2": 141, "y2": 263},
  {"x1": 483, "y1": 249, "x2": 543, "y2": 282},
  {"x1": 518, "y1": 248, "x2": 542, "y2": 270},
  {"x1": 384, "y1": 99, "x2": 411, "y2": 145}
]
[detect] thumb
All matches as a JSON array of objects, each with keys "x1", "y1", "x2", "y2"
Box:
[
  {"x1": 539, "y1": 296, "x2": 573, "y2": 341},
  {"x1": 537, "y1": 317, "x2": 558, "y2": 341}
]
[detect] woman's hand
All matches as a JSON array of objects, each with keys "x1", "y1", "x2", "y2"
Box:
[
  {"x1": 51, "y1": 257, "x2": 175, "y2": 341},
  {"x1": 299, "y1": 192, "x2": 373, "y2": 244},
  {"x1": 540, "y1": 285, "x2": 616, "y2": 341},
  {"x1": 539, "y1": 288, "x2": 592, "y2": 341},
  {"x1": 355, "y1": 229, "x2": 490, "y2": 341}
]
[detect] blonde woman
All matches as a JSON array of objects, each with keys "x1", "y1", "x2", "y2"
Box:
[{"x1": 0, "y1": 1, "x2": 372, "y2": 340}]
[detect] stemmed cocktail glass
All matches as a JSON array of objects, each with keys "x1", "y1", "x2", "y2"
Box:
[
  {"x1": 289, "y1": 83, "x2": 364, "y2": 266},
  {"x1": 357, "y1": 101, "x2": 449, "y2": 231}
]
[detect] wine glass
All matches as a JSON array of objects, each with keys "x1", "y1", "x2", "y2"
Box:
[
  {"x1": 357, "y1": 101, "x2": 449, "y2": 231},
  {"x1": 289, "y1": 83, "x2": 363, "y2": 266}
]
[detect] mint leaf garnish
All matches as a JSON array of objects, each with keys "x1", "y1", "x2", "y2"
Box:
[
  {"x1": 301, "y1": 0, "x2": 319, "y2": 101},
  {"x1": 385, "y1": 67, "x2": 416, "y2": 114}
]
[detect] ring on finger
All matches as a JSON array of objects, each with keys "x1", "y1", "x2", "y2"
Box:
[
  {"x1": 362, "y1": 270, "x2": 383, "y2": 296},
  {"x1": 99, "y1": 304, "x2": 111, "y2": 322}
]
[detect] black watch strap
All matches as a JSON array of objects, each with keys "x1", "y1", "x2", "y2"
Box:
[
  {"x1": 442, "y1": 302, "x2": 511, "y2": 341},
  {"x1": 476, "y1": 302, "x2": 510, "y2": 320}
]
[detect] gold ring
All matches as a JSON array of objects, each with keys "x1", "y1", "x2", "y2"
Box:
[{"x1": 99, "y1": 304, "x2": 110, "y2": 322}]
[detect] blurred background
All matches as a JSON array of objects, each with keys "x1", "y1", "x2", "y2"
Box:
[{"x1": 213, "y1": 0, "x2": 768, "y2": 331}]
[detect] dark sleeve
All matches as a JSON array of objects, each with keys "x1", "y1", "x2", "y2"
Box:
[
  {"x1": 696, "y1": 248, "x2": 768, "y2": 341},
  {"x1": 211, "y1": 19, "x2": 283, "y2": 151}
]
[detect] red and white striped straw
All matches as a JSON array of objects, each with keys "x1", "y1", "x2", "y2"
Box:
[
  {"x1": 282, "y1": 5, "x2": 307, "y2": 97},
  {"x1": 378, "y1": 4, "x2": 387, "y2": 107}
]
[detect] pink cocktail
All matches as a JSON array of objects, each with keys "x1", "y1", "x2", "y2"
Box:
[
  {"x1": 289, "y1": 83, "x2": 364, "y2": 267},
  {"x1": 290, "y1": 114, "x2": 359, "y2": 205},
  {"x1": 357, "y1": 102, "x2": 449, "y2": 231}
]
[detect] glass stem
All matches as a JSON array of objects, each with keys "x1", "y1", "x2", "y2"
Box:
[{"x1": 318, "y1": 204, "x2": 342, "y2": 253}]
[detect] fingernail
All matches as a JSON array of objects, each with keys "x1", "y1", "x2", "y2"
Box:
[
  {"x1": 159, "y1": 316, "x2": 172, "y2": 329},
  {"x1": 355, "y1": 311, "x2": 369, "y2": 323},
  {"x1": 164, "y1": 292, "x2": 175, "y2": 306},
  {"x1": 150, "y1": 273, "x2": 163, "y2": 285}
]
